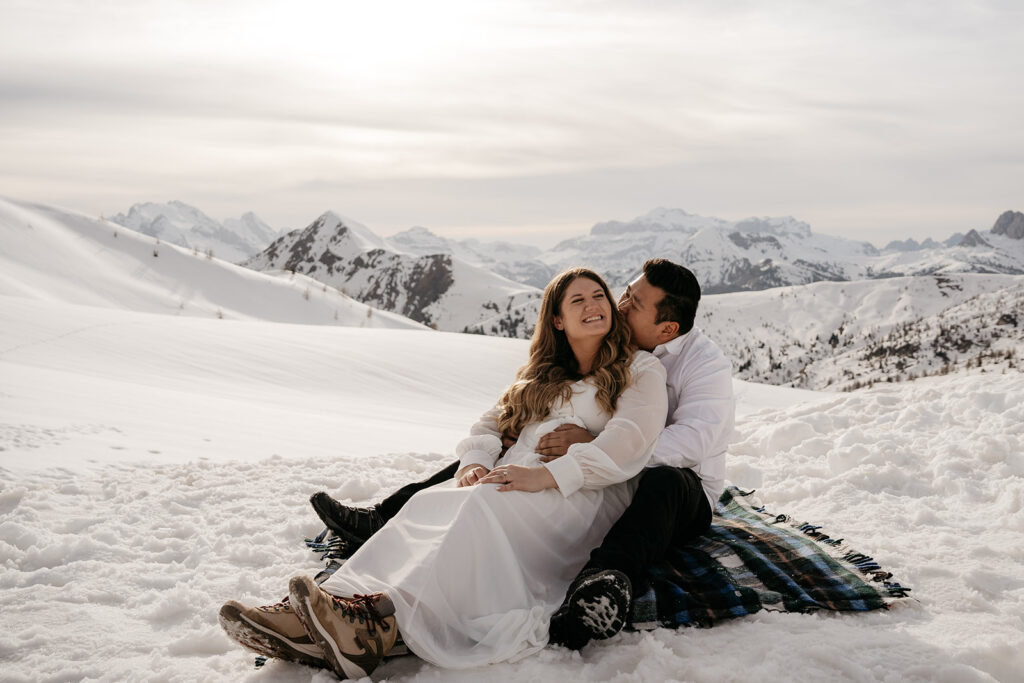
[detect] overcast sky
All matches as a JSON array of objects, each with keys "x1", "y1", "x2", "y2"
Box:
[{"x1": 2, "y1": 0, "x2": 1021, "y2": 247}]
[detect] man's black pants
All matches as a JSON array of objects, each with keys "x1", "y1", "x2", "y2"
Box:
[{"x1": 370, "y1": 461, "x2": 712, "y2": 592}]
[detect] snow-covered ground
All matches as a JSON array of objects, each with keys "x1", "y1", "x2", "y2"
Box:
[
  {"x1": 2, "y1": 296, "x2": 1023, "y2": 682},
  {"x1": 2, "y1": 195, "x2": 1023, "y2": 681}
]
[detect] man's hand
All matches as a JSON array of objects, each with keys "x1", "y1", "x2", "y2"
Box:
[
  {"x1": 477, "y1": 464, "x2": 557, "y2": 492},
  {"x1": 456, "y1": 464, "x2": 489, "y2": 487},
  {"x1": 537, "y1": 424, "x2": 595, "y2": 462},
  {"x1": 499, "y1": 434, "x2": 517, "y2": 458}
]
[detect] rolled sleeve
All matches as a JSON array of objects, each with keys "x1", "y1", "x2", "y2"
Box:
[
  {"x1": 456, "y1": 434, "x2": 502, "y2": 472},
  {"x1": 456, "y1": 404, "x2": 504, "y2": 472}
]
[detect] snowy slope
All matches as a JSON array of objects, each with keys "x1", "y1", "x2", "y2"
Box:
[
  {"x1": 0, "y1": 196, "x2": 423, "y2": 330},
  {"x1": 245, "y1": 212, "x2": 542, "y2": 336},
  {"x1": 110, "y1": 201, "x2": 280, "y2": 264},
  {"x1": 700, "y1": 274, "x2": 1024, "y2": 390},
  {"x1": 2, "y1": 297, "x2": 1022, "y2": 681}
]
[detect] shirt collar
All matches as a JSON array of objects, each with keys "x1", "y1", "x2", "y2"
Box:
[{"x1": 652, "y1": 329, "x2": 692, "y2": 359}]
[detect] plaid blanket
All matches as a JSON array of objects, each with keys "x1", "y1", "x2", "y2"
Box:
[
  {"x1": 628, "y1": 486, "x2": 912, "y2": 629},
  {"x1": 304, "y1": 486, "x2": 912, "y2": 632}
]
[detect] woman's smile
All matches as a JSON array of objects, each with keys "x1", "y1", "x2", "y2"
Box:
[{"x1": 554, "y1": 276, "x2": 613, "y2": 340}]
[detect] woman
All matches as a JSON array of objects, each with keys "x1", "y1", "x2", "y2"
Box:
[{"x1": 220, "y1": 268, "x2": 668, "y2": 678}]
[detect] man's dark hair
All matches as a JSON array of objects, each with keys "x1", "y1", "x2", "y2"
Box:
[{"x1": 642, "y1": 258, "x2": 701, "y2": 335}]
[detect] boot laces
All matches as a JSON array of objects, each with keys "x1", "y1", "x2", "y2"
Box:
[
  {"x1": 329, "y1": 593, "x2": 390, "y2": 634},
  {"x1": 257, "y1": 596, "x2": 291, "y2": 613}
]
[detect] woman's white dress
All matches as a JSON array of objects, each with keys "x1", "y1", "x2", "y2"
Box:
[{"x1": 319, "y1": 352, "x2": 668, "y2": 668}]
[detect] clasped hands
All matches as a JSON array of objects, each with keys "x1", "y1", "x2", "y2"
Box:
[{"x1": 455, "y1": 424, "x2": 594, "y2": 492}]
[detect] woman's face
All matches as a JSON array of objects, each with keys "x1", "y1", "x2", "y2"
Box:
[{"x1": 552, "y1": 276, "x2": 613, "y2": 342}]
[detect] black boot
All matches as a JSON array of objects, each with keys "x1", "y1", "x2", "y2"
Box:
[
  {"x1": 309, "y1": 492, "x2": 385, "y2": 544},
  {"x1": 548, "y1": 567, "x2": 631, "y2": 650}
]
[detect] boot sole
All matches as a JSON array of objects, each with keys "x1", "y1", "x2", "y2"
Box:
[
  {"x1": 567, "y1": 570, "x2": 630, "y2": 641},
  {"x1": 218, "y1": 601, "x2": 326, "y2": 669}
]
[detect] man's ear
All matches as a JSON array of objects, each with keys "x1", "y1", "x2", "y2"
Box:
[
  {"x1": 659, "y1": 321, "x2": 680, "y2": 341},
  {"x1": 553, "y1": 316, "x2": 564, "y2": 331}
]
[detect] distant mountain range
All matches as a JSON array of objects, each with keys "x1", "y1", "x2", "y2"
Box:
[
  {"x1": 6, "y1": 196, "x2": 1021, "y2": 388},
  {"x1": 108, "y1": 200, "x2": 1024, "y2": 338},
  {"x1": 390, "y1": 208, "x2": 1024, "y2": 293},
  {"x1": 109, "y1": 201, "x2": 282, "y2": 264}
]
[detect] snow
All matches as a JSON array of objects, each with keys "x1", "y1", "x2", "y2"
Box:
[
  {"x1": 3, "y1": 297, "x2": 1022, "y2": 681},
  {"x1": 0, "y1": 196, "x2": 423, "y2": 330},
  {"x1": 3, "y1": 196, "x2": 1024, "y2": 681}
]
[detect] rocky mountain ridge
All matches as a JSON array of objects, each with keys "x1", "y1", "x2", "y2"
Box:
[
  {"x1": 117, "y1": 200, "x2": 1024, "y2": 342},
  {"x1": 244, "y1": 212, "x2": 541, "y2": 335}
]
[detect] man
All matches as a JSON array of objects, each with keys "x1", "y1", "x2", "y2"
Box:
[{"x1": 310, "y1": 258, "x2": 734, "y2": 649}]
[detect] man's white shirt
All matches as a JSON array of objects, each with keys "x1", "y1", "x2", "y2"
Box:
[{"x1": 649, "y1": 327, "x2": 735, "y2": 509}]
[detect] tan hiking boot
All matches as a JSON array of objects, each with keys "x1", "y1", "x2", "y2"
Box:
[
  {"x1": 219, "y1": 598, "x2": 326, "y2": 668},
  {"x1": 288, "y1": 575, "x2": 398, "y2": 679}
]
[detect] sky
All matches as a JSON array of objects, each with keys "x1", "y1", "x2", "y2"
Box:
[{"x1": 1, "y1": 0, "x2": 1022, "y2": 248}]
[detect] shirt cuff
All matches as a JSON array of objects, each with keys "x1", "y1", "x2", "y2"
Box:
[
  {"x1": 455, "y1": 434, "x2": 501, "y2": 471},
  {"x1": 543, "y1": 454, "x2": 585, "y2": 497},
  {"x1": 459, "y1": 451, "x2": 497, "y2": 473}
]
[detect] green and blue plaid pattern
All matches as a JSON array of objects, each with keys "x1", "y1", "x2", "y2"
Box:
[{"x1": 629, "y1": 487, "x2": 912, "y2": 629}]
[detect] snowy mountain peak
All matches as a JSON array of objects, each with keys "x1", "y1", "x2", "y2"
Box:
[
  {"x1": 992, "y1": 210, "x2": 1024, "y2": 239},
  {"x1": 588, "y1": 209, "x2": 813, "y2": 239},
  {"x1": 590, "y1": 207, "x2": 724, "y2": 235},
  {"x1": 884, "y1": 237, "x2": 945, "y2": 252},
  {"x1": 388, "y1": 226, "x2": 451, "y2": 254},
  {"x1": 114, "y1": 200, "x2": 216, "y2": 230},
  {"x1": 642, "y1": 207, "x2": 693, "y2": 224},
  {"x1": 960, "y1": 229, "x2": 991, "y2": 248},
  {"x1": 246, "y1": 212, "x2": 541, "y2": 334},
  {"x1": 223, "y1": 212, "x2": 278, "y2": 247},
  {"x1": 310, "y1": 210, "x2": 388, "y2": 253},
  {"x1": 733, "y1": 216, "x2": 812, "y2": 239},
  {"x1": 110, "y1": 201, "x2": 278, "y2": 263}
]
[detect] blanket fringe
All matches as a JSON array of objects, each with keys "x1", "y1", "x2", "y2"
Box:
[{"x1": 742, "y1": 491, "x2": 912, "y2": 602}]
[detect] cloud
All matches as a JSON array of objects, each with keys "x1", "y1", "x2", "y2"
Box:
[{"x1": 1, "y1": 0, "x2": 1022, "y2": 243}]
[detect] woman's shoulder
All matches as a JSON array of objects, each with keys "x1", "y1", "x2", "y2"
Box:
[{"x1": 629, "y1": 349, "x2": 666, "y2": 378}]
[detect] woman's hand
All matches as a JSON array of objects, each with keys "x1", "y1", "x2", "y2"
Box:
[
  {"x1": 456, "y1": 464, "x2": 490, "y2": 487},
  {"x1": 478, "y1": 464, "x2": 557, "y2": 493}
]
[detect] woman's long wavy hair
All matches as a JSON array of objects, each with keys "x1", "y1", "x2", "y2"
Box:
[{"x1": 497, "y1": 268, "x2": 634, "y2": 440}]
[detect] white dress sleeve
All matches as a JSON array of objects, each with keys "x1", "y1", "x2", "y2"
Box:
[
  {"x1": 543, "y1": 353, "x2": 668, "y2": 496},
  {"x1": 456, "y1": 404, "x2": 503, "y2": 472}
]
